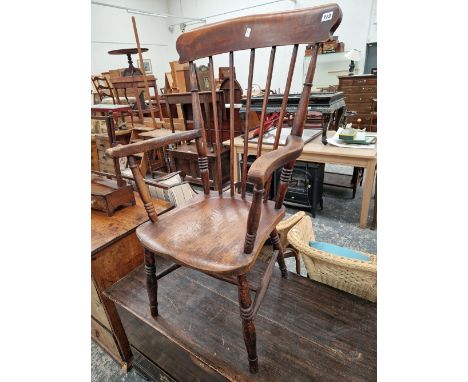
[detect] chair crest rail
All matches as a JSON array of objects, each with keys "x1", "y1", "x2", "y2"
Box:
[{"x1": 176, "y1": 4, "x2": 342, "y2": 62}]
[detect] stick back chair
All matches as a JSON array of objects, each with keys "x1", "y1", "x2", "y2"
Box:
[{"x1": 107, "y1": 4, "x2": 342, "y2": 373}]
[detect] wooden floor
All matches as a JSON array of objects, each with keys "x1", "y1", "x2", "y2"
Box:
[{"x1": 106, "y1": 258, "x2": 376, "y2": 382}]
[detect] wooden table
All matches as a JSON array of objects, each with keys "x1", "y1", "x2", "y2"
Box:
[
  {"x1": 108, "y1": 48, "x2": 148, "y2": 77},
  {"x1": 91, "y1": 193, "x2": 172, "y2": 370},
  {"x1": 226, "y1": 131, "x2": 377, "y2": 228}
]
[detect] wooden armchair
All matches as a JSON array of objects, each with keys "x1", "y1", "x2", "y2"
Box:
[{"x1": 106, "y1": 4, "x2": 342, "y2": 373}]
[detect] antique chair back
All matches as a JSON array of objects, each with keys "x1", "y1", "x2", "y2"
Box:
[
  {"x1": 107, "y1": 2, "x2": 342, "y2": 240},
  {"x1": 91, "y1": 75, "x2": 116, "y2": 104},
  {"x1": 176, "y1": 3, "x2": 342, "y2": 245}
]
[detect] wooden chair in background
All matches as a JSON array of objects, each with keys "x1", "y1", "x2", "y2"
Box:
[
  {"x1": 92, "y1": 75, "x2": 117, "y2": 104},
  {"x1": 91, "y1": 75, "x2": 135, "y2": 128},
  {"x1": 107, "y1": 4, "x2": 342, "y2": 373}
]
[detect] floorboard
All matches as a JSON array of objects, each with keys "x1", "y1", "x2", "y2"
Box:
[{"x1": 106, "y1": 258, "x2": 376, "y2": 382}]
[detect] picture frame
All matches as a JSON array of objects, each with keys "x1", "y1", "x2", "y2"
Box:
[{"x1": 137, "y1": 59, "x2": 152, "y2": 74}]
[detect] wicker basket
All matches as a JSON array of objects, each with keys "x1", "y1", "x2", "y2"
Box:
[{"x1": 287, "y1": 215, "x2": 377, "y2": 302}]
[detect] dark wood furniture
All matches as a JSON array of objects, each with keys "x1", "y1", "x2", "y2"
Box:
[
  {"x1": 162, "y1": 90, "x2": 226, "y2": 145},
  {"x1": 108, "y1": 48, "x2": 149, "y2": 76},
  {"x1": 243, "y1": 91, "x2": 346, "y2": 144},
  {"x1": 91, "y1": 193, "x2": 172, "y2": 370},
  {"x1": 106, "y1": 257, "x2": 376, "y2": 381},
  {"x1": 166, "y1": 142, "x2": 230, "y2": 190},
  {"x1": 338, "y1": 74, "x2": 377, "y2": 132},
  {"x1": 106, "y1": 4, "x2": 342, "y2": 373}
]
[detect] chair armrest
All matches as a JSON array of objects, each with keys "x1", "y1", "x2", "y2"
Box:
[
  {"x1": 247, "y1": 135, "x2": 304, "y2": 188},
  {"x1": 106, "y1": 130, "x2": 201, "y2": 158}
]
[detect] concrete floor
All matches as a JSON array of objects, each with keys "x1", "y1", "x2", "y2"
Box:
[{"x1": 91, "y1": 164, "x2": 377, "y2": 381}]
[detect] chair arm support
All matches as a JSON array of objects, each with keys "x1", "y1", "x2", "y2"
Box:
[
  {"x1": 106, "y1": 130, "x2": 201, "y2": 158},
  {"x1": 247, "y1": 135, "x2": 304, "y2": 188}
]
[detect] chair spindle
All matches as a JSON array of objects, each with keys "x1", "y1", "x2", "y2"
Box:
[
  {"x1": 229, "y1": 51, "x2": 235, "y2": 196},
  {"x1": 208, "y1": 56, "x2": 223, "y2": 194},
  {"x1": 189, "y1": 61, "x2": 211, "y2": 195},
  {"x1": 264, "y1": 44, "x2": 299, "y2": 202},
  {"x1": 241, "y1": 49, "x2": 256, "y2": 199},
  {"x1": 256, "y1": 46, "x2": 276, "y2": 158}
]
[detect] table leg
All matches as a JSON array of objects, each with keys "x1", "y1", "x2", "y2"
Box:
[
  {"x1": 129, "y1": 110, "x2": 135, "y2": 129},
  {"x1": 166, "y1": 102, "x2": 175, "y2": 133},
  {"x1": 321, "y1": 113, "x2": 332, "y2": 145},
  {"x1": 359, "y1": 161, "x2": 376, "y2": 229},
  {"x1": 334, "y1": 106, "x2": 345, "y2": 130},
  {"x1": 134, "y1": 87, "x2": 144, "y2": 123}
]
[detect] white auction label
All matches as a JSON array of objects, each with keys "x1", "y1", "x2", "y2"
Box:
[
  {"x1": 245, "y1": 27, "x2": 251, "y2": 37},
  {"x1": 321, "y1": 11, "x2": 333, "y2": 22}
]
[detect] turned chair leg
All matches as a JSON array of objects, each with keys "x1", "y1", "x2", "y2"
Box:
[
  {"x1": 238, "y1": 274, "x2": 258, "y2": 374},
  {"x1": 270, "y1": 229, "x2": 287, "y2": 278},
  {"x1": 144, "y1": 249, "x2": 158, "y2": 317},
  {"x1": 294, "y1": 252, "x2": 301, "y2": 275}
]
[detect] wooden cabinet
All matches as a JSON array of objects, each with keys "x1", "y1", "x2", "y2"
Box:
[
  {"x1": 338, "y1": 74, "x2": 377, "y2": 132},
  {"x1": 91, "y1": 193, "x2": 173, "y2": 370}
]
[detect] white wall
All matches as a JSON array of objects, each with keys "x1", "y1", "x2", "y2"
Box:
[
  {"x1": 166, "y1": 0, "x2": 375, "y2": 93},
  {"x1": 91, "y1": 0, "x2": 172, "y2": 85}
]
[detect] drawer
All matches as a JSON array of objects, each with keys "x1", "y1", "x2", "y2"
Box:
[
  {"x1": 345, "y1": 94, "x2": 376, "y2": 103},
  {"x1": 91, "y1": 280, "x2": 112, "y2": 330},
  {"x1": 340, "y1": 77, "x2": 377, "y2": 86},
  {"x1": 91, "y1": 317, "x2": 121, "y2": 361},
  {"x1": 341, "y1": 85, "x2": 376, "y2": 93},
  {"x1": 346, "y1": 103, "x2": 373, "y2": 112},
  {"x1": 91, "y1": 194, "x2": 109, "y2": 213}
]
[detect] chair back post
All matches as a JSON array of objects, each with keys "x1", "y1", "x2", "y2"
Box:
[
  {"x1": 189, "y1": 61, "x2": 211, "y2": 195},
  {"x1": 274, "y1": 43, "x2": 319, "y2": 209},
  {"x1": 127, "y1": 155, "x2": 159, "y2": 222},
  {"x1": 104, "y1": 112, "x2": 125, "y2": 187}
]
